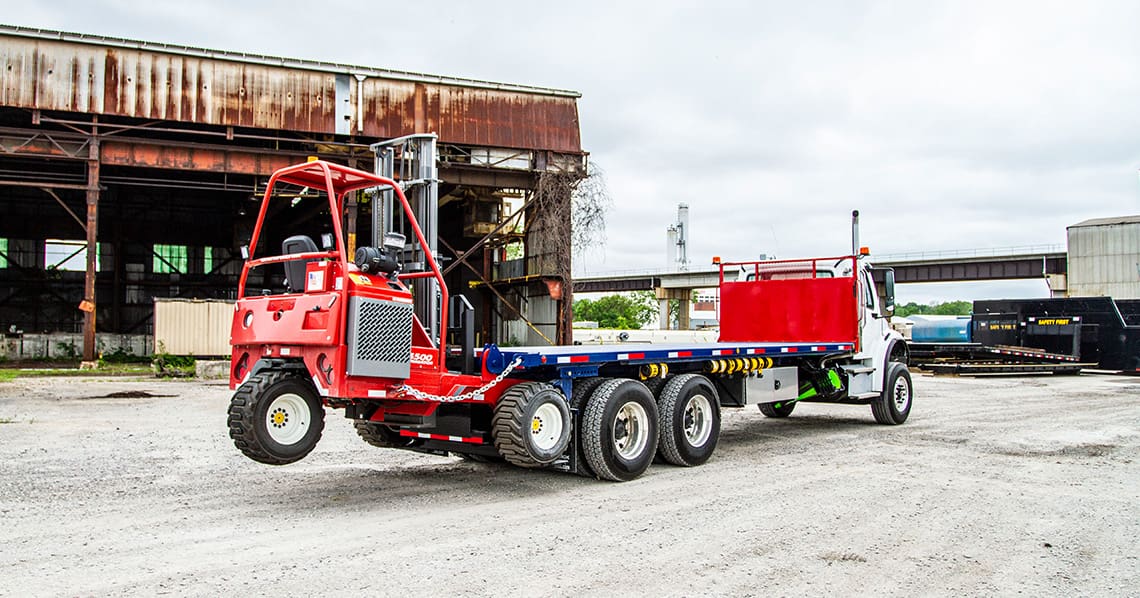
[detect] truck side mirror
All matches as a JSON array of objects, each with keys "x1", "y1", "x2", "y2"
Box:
[{"x1": 883, "y1": 268, "x2": 896, "y2": 315}]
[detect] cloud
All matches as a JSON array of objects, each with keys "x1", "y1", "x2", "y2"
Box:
[{"x1": 7, "y1": 0, "x2": 1140, "y2": 302}]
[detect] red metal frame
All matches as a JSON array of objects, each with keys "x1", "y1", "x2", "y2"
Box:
[{"x1": 238, "y1": 160, "x2": 451, "y2": 370}]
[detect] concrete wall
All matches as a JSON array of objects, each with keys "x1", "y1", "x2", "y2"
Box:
[{"x1": 2, "y1": 333, "x2": 151, "y2": 360}]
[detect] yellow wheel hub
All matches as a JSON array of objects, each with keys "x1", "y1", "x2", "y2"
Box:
[{"x1": 531, "y1": 417, "x2": 543, "y2": 433}]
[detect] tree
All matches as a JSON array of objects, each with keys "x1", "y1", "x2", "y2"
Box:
[
  {"x1": 895, "y1": 300, "x2": 972, "y2": 318},
  {"x1": 573, "y1": 292, "x2": 658, "y2": 329}
]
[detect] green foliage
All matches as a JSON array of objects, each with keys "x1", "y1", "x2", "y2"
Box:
[
  {"x1": 55, "y1": 341, "x2": 79, "y2": 360},
  {"x1": 151, "y1": 349, "x2": 196, "y2": 378},
  {"x1": 895, "y1": 300, "x2": 972, "y2": 318},
  {"x1": 573, "y1": 291, "x2": 657, "y2": 329},
  {"x1": 99, "y1": 346, "x2": 150, "y2": 365},
  {"x1": 0, "y1": 370, "x2": 15, "y2": 383}
]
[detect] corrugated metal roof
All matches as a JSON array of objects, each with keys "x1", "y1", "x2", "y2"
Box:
[
  {"x1": 0, "y1": 24, "x2": 580, "y2": 98},
  {"x1": 1069, "y1": 215, "x2": 1140, "y2": 228}
]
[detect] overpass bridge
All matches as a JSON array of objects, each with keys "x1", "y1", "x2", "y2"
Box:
[{"x1": 573, "y1": 246, "x2": 1068, "y2": 328}]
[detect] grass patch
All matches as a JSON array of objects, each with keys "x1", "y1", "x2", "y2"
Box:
[
  {"x1": 0, "y1": 416, "x2": 15, "y2": 424},
  {"x1": 0, "y1": 364, "x2": 154, "y2": 379}
]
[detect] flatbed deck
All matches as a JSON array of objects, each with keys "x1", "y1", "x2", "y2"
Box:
[{"x1": 490, "y1": 341, "x2": 856, "y2": 371}]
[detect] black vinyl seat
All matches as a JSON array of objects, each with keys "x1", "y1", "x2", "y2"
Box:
[{"x1": 281, "y1": 235, "x2": 318, "y2": 293}]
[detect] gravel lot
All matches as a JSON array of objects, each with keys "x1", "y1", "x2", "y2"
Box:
[{"x1": 1, "y1": 372, "x2": 1137, "y2": 596}]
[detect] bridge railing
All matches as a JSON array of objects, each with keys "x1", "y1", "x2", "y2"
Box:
[{"x1": 876, "y1": 244, "x2": 1065, "y2": 262}]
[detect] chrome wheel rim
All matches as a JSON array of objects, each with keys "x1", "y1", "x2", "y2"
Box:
[
  {"x1": 683, "y1": 393, "x2": 714, "y2": 447},
  {"x1": 530, "y1": 402, "x2": 564, "y2": 451},
  {"x1": 266, "y1": 393, "x2": 310, "y2": 445},
  {"x1": 613, "y1": 401, "x2": 649, "y2": 459},
  {"x1": 892, "y1": 376, "x2": 910, "y2": 412}
]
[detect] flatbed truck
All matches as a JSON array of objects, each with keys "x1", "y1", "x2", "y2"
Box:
[{"x1": 227, "y1": 160, "x2": 912, "y2": 481}]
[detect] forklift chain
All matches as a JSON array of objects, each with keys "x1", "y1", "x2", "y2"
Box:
[{"x1": 397, "y1": 357, "x2": 523, "y2": 402}]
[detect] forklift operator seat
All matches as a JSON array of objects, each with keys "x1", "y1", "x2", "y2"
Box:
[{"x1": 281, "y1": 235, "x2": 318, "y2": 293}]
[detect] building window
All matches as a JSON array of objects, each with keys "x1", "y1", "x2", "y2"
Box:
[
  {"x1": 204, "y1": 247, "x2": 228, "y2": 275},
  {"x1": 45, "y1": 239, "x2": 99, "y2": 272},
  {"x1": 154, "y1": 244, "x2": 188, "y2": 274},
  {"x1": 0, "y1": 238, "x2": 7, "y2": 269}
]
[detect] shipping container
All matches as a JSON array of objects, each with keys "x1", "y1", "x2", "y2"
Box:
[{"x1": 153, "y1": 298, "x2": 234, "y2": 356}]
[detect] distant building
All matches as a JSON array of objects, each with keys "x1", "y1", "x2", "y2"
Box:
[{"x1": 1067, "y1": 216, "x2": 1140, "y2": 299}]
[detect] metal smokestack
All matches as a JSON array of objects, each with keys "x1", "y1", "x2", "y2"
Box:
[
  {"x1": 677, "y1": 203, "x2": 689, "y2": 271},
  {"x1": 851, "y1": 210, "x2": 860, "y2": 256}
]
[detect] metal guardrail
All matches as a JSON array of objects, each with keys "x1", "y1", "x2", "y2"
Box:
[{"x1": 876, "y1": 244, "x2": 1065, "y2": 262}]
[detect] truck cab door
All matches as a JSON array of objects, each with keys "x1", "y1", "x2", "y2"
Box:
[{"x1": 857, "y1": 267, "x2": 890, "y2": 362}]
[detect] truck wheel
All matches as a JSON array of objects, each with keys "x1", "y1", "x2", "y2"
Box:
[
  {"x1": 582, "y1": 378, "x2": 659, "y2": 482},
  {"x1": 657, "y1": 374, "x2": 720, "y2": 467},
  {"x1": 872, "y1": 362, "x2": 912, "y2": 425},
  {"x1": 228, "y1": 370, "x2": 325, "y2": 465},
  {"x1": 570, "y1": 377, "x2": 611, "y2": 478},
  {"x1": 354, "y1": 421, "x2": 418, "y2": 449},
  {"x1": 493, "y1": 382, "x2": 572, "y2": 468},
  {"x1": 758, "y1": 401, "x2": 796, "y2": 418}
]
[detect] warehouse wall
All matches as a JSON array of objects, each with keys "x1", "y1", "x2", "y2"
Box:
[{"x1": 1067, "y1": 219, "x2": 1140, "y2": 299}]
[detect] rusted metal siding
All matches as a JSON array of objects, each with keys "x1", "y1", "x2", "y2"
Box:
[
  {"x1": 103, "y1": 49, "x2": 339, "y2": 131},
  {"x1": 430, "y1": 87, "x2": 581, "y2": 154},
  {"x1": 1, "y1": 38, "x2": 104, "y2": 112},
  {"x1": 1, "y1": 28, "x2": 583, "y2": 154}
]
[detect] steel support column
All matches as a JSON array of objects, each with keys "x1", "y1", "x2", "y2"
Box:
[{"x1": 83, "y1": 132, "x2": 100, "y2": 361}]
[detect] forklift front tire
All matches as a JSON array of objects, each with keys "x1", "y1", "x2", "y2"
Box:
[{"x1": 228, "y1": 370, "x2": 325, "y2": 465}]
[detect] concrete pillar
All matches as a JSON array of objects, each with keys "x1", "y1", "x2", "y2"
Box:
[{"x1": 659, "y1": 298, "x2": 670, "y2": 330}]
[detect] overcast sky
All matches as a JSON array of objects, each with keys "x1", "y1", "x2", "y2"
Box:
[{"x1": 8, "y1": 1, "x2": 1140, "y2": 303}]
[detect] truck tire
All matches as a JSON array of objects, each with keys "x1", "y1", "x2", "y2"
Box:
[
  {"x1": 758, "y1": 401, "x2": 796, "y2": 418},
  {"x1": 570, "y1": 377, "x2": 611, "y2": 477},
  {"x1": 354, "y1": 420, "x2": 418, "y2": 449},
  {"x1": 642, "y1": 375, "x2": 669, "y2": 398},
  {"x1": 872, "y1": 362, "x2": 912, "y2": 425},
  {"x1": 228, "y1": 370, "x2": 325, "y2": 465},
  {"x1": 581, "y1": 378, "x2": 659, "y2": 482},
  {"x1": 493, "y1": 382, "x2": 572, "y2": 468},
  {"x1": 656, "y1": 374, "x2": 720, "y2": 467}
]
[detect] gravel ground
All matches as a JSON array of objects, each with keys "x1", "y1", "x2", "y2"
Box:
[{"x1": 1, "y1": 372, "x2": 1137, "y2": 596}]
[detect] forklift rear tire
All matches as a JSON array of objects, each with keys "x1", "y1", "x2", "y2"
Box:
[
  {"x1": 758, "y1": 401, "x2": 796, "y2": 418},
  {"x1": 228, "y1": 370, "x2": 325, "y2": 465},
  {"x1": 493, "y1": 382, "x2": 572, "y2": 468},
  {"x1": 581, "y1": 378, "x2": 659, "y2": 482},
  {"x1": 872, "y1": 362, "x2": 912, "y2": 425},
  {"x1": 657, "y1": 374, "x2": 720, "y2": 467}
]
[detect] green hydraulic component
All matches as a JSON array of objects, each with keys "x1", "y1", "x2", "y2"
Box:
[{"x1": 796, "y1": 368, "x2": 845, "y2": 402}]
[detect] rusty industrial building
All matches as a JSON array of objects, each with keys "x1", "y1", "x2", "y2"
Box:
[{"x1": 0, "y1": 25, "x2": 586, "y2": 360}]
